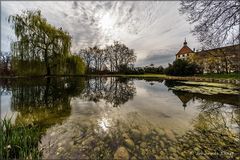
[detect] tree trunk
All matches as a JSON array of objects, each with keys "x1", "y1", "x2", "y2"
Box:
[
  {"x1": 224, "y1": 58, "x2": 228, "y2": 74},
  {"x1": 44, "y1": 77, "x2": 50, "y2": 106},
  {"x1": 44, "y1": 48, "x2": 51, "y2": 76}
]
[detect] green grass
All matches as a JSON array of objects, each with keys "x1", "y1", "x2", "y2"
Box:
[
  {"x1": 1, "y1": 73, "x2": 239, "y2": 80},
  {"x1": 89, "y1": 73, "x2": 240, "y2": 80},
  {"x1": 113, "y1": 74, "x2": 167, "y2": 78},
  {"x1": 196, "y1": 73, "x2": 240, "y2": 79},
  {"x1": 0, "y1": 117, "x2": 42, "y2": 159}
]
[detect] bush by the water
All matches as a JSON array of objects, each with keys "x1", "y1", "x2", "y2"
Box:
[
  {"x1": 0, "y1": 118, "x2": 42, "y2": 159},
  {"x1": 165, "y1": 59, "x2": 201, "y2": 76}
]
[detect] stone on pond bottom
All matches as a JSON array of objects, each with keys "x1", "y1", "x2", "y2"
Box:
[{"x1": 114, "y1": 146, "x2": 129, "y2": 160}]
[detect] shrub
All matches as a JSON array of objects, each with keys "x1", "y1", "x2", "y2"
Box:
[{"x1": 165, "y1": 59, "x2": 201, "y2": 76}]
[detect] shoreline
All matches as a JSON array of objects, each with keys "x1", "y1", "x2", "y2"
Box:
[{"x1": 1, "y1": 74, "x2": 239, "y2": 85}]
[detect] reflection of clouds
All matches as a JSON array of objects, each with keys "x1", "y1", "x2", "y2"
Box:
[
  {"x1": 97, "y1": 116, "x2": 111, "y2": 132},
  {"x1": 1, "y1": 94, "x2": 16, "y2": 120},
  {"x1": 2, "y1": 1, "x2": 201, "y2": 66}
]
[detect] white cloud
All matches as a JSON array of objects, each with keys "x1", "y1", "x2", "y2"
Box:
[{"x1": 1, "y1": 1, "x2": 201, "y2": 66}]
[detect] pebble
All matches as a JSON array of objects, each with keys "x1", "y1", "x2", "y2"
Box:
[
  {"x1": 124, "y1": 138, "x2": 135, "y2": 149},
  {"x1": 122, "y1": 133, "x2": 129, "y2": 139},
  {"x1": 169, "y1": 147, "x2": 176, "y2": 153},
  {"x1": 131, "y1": 129, "x2": 141, "y2": 141},
  {"x1": 159, "y1": 151, "x2": 165, "y2": 156},
  {"x1": 141, "y1": 148, "x2": 146, "y2": 155},
  {"x1": 140, "y1": 142, "x2": 147, "y2": 148},
  {"x1": 159, "y1": 141, "x2": 165, "y2": 148},
  {"x1": 156, "y1": 128, "x2": 165, "y2": 136},
  {"x1": 131, "y1": 156, "x2": 137, "y2": 160},
  {"x1": 114, "y1": 146, "x2": 129, "y2": 160},
  {"x1": 164, "y1": 129, "x2": 176, "y2": 141}
]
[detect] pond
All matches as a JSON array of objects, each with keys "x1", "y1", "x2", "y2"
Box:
[{"x1": 0, "y1": 77, "x2": 239, "y2": 159}]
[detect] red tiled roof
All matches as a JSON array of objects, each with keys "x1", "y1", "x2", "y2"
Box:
[{"x1": 176, "y1": 46, "x2": 193, "y2": 56}]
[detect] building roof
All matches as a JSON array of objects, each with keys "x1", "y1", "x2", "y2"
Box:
[
  {"x1": 196, "y1": 44, "x2": 240, "y2": 57},
  {"x1": 176, "y1": 40, "x2": 193, "y2": 56}
]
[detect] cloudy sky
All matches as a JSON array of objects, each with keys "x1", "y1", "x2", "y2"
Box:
[{"x1": 1, "y1": 1, "x2": 201, "y2": 66}]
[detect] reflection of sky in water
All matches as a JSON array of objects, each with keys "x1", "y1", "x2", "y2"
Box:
[
  {"x1": 2, "y1": 78, "x2": 238, "y2": 159},
  {"x1": 1, "y1": 91, "x2": 18, "y2": 122},
  {"x1": 97, "y1": 117, "x2": 111, "y2": 132},
  {"x1": 56, "y1": 79, "x2": 204, "y2": 138},
  {"x1": 1, "y1": 92, "x2": 12, "y2": 118},
  {"x1": 1, "y1": 79, "x2": 238, "y2": 134},
  {"x1": 118, "y1": 80, "x2": 201, "y2": 132}
]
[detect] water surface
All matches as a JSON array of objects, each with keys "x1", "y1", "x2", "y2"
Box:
[{"x1": 0, "y1": 77, "x2": 239, "y2": 159}]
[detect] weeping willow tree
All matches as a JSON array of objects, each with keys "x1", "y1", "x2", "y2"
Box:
[{"x1": 9, "y1": 10, "x2": 85, "y2": 75}]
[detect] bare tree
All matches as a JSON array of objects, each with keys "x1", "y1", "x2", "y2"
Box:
[
  {"x1": 79, "y1": 41, "x2": 136, "y2": 73},
  {"x1": 79, "y1": 48, "x2": 94, "y2": 73},
  {"x1": 105, "y1": 41, "x2": 136, "y2": 72},
  {"x1": 179, "y1": 0, "x2": 240, "y2": 48},
  {"x1": 91, "y1": 46, "x2": 107, "y2": 72}
]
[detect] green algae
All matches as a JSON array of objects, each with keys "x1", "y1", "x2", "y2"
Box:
[
  {"x1": 171, "y1": 85, "x2": 239, "y2": 95},
  {"x1": 179, "y1": 81, "x2": 238, "y2": 89},
  {"x1": 170, "y1": 81, "x2": 240, "y2": 95}
]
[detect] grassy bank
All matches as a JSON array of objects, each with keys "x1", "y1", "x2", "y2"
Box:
[
  {"x1": 96, "y1": 73, "x2": 240, "y2": 80},
  {"x1": 0, "y1": 118, "x2": 42, "y2": 159},
  {"x1": 1, "y1": 73, "x2": 239, "y2": 80},
  {"x1": 196, "y1": 73, "x2": 240, "y2": 79}
]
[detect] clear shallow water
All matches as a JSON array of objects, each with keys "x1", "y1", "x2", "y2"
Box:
[{"x1": 0, "y1": 77, "x2": 239, "y2": 159}]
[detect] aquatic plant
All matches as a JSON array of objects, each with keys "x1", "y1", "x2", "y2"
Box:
[
  {"x1": 170, "y1": 81, "x2": 240, "y2": 95},
  {"x1": 179, "y1": 81, "x2": 238, "y2": 89},
  {"x1": 171, "y1": 85, "x2": 239, "y2": 95},
  {"x1": 0, "y1": 117, "x2": 42, "y2": 159}
]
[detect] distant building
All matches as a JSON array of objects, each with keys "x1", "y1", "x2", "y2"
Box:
[
  {"x1": 194, "y1": 44, "x2": 240, "y2": 73},
  {"x1": 176, "y1": 39, "x2": 194, "y2": 60},
  {"x1": 175, "y1": 39, "x2": 240, "y2": 73}
]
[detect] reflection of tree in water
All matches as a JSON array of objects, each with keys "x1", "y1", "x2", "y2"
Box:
[
  {"x1": 2, "y1": 77, "x2": 85, "y2": 129},
  {"x1": 0, "y1": 77, "x2": 85, "y2": 159},
  {"x1": 82, "y1": 77, "x2": 136, "y2": 107},
  {"x1": 173, "y1": 102, "x2": 240, "y2": 159},
  {"x1": 164, "y1": 80, "x2": 240, "y2": 108},
  {"x1": 196, "y1": 101, "x2": 240, "y2": 133}
]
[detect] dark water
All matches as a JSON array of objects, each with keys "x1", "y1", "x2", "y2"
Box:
[{"x1": 0, "y1": 77, "x2": 239, "y2": 159}]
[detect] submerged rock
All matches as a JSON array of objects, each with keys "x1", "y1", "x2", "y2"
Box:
[
  {"x1": 114, "y1": 146, "x2": 129, "y2": 160},
  {"x1": 159, "y1": 141, "x2": 165, "y2": 148},
  {"x1": 169, "y1": 147, "x2": 176, "y2": 153},
  {"x1": 124, "y1": 138, "x2": 135, "y2": 149},
  {"x1": 140, "y1": 142, "x2": 147, "y2": 148},
  {"x1": 156, "y1": 128, "x2": 165, "y2": 136},
  {"x1": 140, "y1": 148, "x2": 146, "y2": 155},
  {"x1": 122, "y1": 133, "x2": 130, "y2": 139},
  {"x1": 164, "y1": 129, "x2": 176, "y2": 141},
  {"x1": 131, "y1": 129, "x2": 141, "y2": 141},
  {"x1": 131, "y1": 156, "x2": 137, "y2": 160}
]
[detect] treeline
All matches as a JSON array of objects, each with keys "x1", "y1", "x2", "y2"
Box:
[
  {"x1": 127, "y1": 60, "x2": 201, "y2": 76},
  {"x1": 6, "y1": 10, "x2": 85, "y2": 76},
  {"x1": 134, "y1": 59, "x2": 201, "y2": 76},
  {"x1": 78, "y1": 54, "x2": 200, "y2": 76},
  {"x1": 78, "y1": 41, "x2": 136, "y2": 74},
  {"x1": 78, "y1": 41, "x2": 201, "y2": 76}
]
